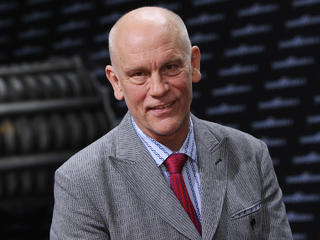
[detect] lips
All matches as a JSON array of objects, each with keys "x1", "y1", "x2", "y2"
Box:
[{"x1": 149, "y1": 100, "x2": 175, "y2": 111}]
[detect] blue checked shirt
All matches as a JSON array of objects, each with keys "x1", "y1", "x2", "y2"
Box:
[{"x1": 131, "y1": 117, "x2": 202, "y2": 223}]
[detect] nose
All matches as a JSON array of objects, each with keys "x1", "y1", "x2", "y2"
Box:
[{"x1": 149, "y1": 72, "x2": 169, "y2": 97}]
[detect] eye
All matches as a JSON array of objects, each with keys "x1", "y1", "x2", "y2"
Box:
[
  {"x1": 129, "y1": 71, "x2": 147, "y2": 85},
  {"x1": 166, "y1": 64, "x2": 178, "y2": 70},
  {"x1": 133, "y1": 71, "x2": 143, "y2": 77},
  {"x1": 163, "y1": 63, "x2": 181, "y2": 76}
]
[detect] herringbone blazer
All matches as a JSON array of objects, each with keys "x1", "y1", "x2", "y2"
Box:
[{"x1": 50, "y1": 113, "x2": 292, "y2": 239}]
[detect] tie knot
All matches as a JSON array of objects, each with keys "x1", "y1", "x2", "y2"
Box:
[{"x1": 164, "y1": 153, "x2": 188, "y2": 174}]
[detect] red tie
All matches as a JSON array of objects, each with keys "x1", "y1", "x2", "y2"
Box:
[{"x1": 164, "y1": 153, "x2": 202, "y2": 235}]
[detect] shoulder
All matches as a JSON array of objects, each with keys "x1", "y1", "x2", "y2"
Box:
[
  {"x1": 55, "y1": 122, "x2": 121, "y2": 182},
  {"x1": 193, "y1": 115, "x2": 271, "y2": 182},
  {"x1": 55, "y1": 112, "x2": 137, "y2": 185},
  {"x1": 192, "y1": 115, "x2": 266, "y2": 154}
]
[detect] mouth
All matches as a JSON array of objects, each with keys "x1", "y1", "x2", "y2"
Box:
[{"x1": 149, "y1": 100, "x2": 176, "y2": 111}]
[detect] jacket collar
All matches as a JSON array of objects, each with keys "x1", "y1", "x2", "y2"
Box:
[
  {"x1": 192, "y1": 114, "x2": 228, "y2": 240},
  {"x1": 109, "y1": 112, "x2": 228, "y2": 240}
]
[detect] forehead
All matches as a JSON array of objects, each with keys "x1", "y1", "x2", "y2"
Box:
[{"x1": 114, "y1": 22, "x2": 187, "y2": 65}]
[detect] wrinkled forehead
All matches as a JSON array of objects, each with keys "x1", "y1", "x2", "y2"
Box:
[
  {"x1": 115, "y1": 19, "x2": 189, "y2": 56},
  {"x1": 118, "y1": 25, "x2": 186, "y2": 67}
]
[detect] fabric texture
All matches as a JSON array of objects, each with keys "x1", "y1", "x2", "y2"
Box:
[
  {"x1": 50, "y1": 112, "x2": 293, "y2": 240},
  {"x1": 132, "y1": 116, "x2": 202, "y2": 222},
  {"x1": 165, "y1": 153, "x2": 202, "y2": 235}
]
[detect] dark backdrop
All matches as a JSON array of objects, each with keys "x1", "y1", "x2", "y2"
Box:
[{"x1": 0, "y1": 0, "x2": 319, "y2": 239}]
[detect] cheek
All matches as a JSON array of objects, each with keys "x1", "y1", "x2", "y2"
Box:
[
  {"x1": 173, "y1": 75, "x2": 193, "y2": 97},
  {"x1": 124, "y1": 85, "x2": 147, "y2": 107}
]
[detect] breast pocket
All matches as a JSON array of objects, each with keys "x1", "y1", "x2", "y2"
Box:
[
  {"x1": 230, "y1": 200, "x2": 263, "y2": 239},
  {"x1": 231, "y1": 201, "x2": 262, "y2": 220}
]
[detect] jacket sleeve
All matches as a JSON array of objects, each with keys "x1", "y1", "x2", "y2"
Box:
[
  {"x1": 259, "y1": 141, "x2": 293, "y2": 239},
  {"x1": 50, "y1": 169, "x2": 110, "y2": 240}
]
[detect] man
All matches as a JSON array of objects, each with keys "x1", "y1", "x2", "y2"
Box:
[{"x1": 50, "y1": 6, "x2": 292, "y2": 239}]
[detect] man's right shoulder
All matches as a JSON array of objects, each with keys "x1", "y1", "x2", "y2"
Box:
[{"x1": 55, "y1": 123, "x2": 120, "y2": 179}]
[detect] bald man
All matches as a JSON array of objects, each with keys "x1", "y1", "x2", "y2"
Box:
[{"x1": 50, "y1": 7, "x2": 292, "y2": 240}]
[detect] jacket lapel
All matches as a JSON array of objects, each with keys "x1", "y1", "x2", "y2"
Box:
[
  {"x1": 192, "y1": 115, "x2": 228, "y2": 240},
  {"x1": 108, "y1": 113, "x2": 201, "y2": 240}
]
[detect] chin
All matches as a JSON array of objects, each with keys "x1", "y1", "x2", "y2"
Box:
[
  {"x1": 151, "y1": 119, "x2": 186, "y2": 137},
  {"x1": 154, "y1": 128, "x2": 178, "y2": 137}
]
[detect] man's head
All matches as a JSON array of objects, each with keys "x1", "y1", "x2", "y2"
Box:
[{"x1": 106, "y1": 6, "x2": 201, "y2": 151}]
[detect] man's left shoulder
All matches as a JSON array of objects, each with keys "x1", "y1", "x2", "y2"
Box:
[{"x1": 192, "y1": 115, "x2": 265, "y2": 151}]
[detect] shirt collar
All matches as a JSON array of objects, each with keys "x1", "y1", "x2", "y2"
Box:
[{"x1": 131, "y1": 116, "x2": 198, "y2": 167}]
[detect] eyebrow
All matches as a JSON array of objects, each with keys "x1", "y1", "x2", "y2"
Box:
[
  {"x1": 164, "y1": 58, "x2": 184, "y2": 65},
  {"x1": 123, "y1": 55, "x2": 185, "y2": 75},
  {"x1": 125, "y1": 66, "x2": 148, "y2": 76}
]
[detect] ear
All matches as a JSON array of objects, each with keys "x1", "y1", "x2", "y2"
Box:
[
  {"x1": 105, "y1": 65, "x2": 124, "y2": 101},
  {"x1": 191, "y1": 46, "x2": 201, "y2": 83}
]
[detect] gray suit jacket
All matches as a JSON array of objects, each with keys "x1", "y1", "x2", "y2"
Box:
[{"x1": 50, "y1": 113, "x2": 292, "y2": 239}]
